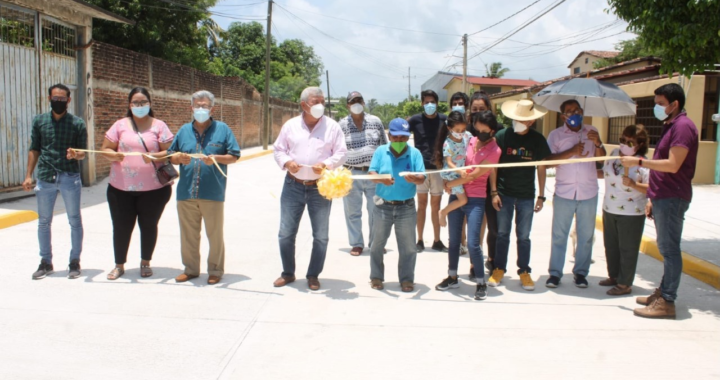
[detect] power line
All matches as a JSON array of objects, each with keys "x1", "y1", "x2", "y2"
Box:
[
  {"x1": 468, "y1": 0, "x2": 542, "y2": 36},
  {"x1": 114, "y1": 0, "x2": 266, "y2": 20}
]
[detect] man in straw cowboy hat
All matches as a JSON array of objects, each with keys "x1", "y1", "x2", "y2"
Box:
[{"x1": 488, "y1": 99, "x2": 551, "y2": 291}]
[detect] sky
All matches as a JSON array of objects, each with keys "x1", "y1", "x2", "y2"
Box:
[{"x1": 209, "y1": 0, "x2": 633, "y2": 104}]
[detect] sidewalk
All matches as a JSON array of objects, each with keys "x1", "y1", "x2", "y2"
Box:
[{"x1": 0, "y1": 153, "x2": 718, "y2": 380}]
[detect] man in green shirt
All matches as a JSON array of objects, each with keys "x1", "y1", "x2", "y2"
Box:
[
  {"x1": 488, "y1": 99, "x2": 550, "y2": 291},
  {"x1": 23, "y1": 84, "x2": 87, "y2": 280}
]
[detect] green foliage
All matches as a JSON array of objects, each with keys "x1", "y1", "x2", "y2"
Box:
[
  {"x1": 86, "y1": 0, "x2": 218, "y2": 70},
  {"x1": 401, "y1": 101, "x2": 449, "y2": 117},
  {"x1": 485, "y1": 62, "x2": 510, "y2": 78},
  {"x1": 607, "y1": 0, "x2": 720, "y2": 76},
  {"x1": 593, "y1": 36, "x2": 664, "y2": 69}
]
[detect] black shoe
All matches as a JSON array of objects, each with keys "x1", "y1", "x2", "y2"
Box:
[
  {"x1": 546, "y1": 275, "x2": 560, "y2": 288},
  {"x1": 474, "y1": 283, "x2": 488, "y2": 300},
  {"x1": 435, "y1": 276, "x2": 460, "y2": 291},
  {"x1": 431, "y1": 240, "x2": 448, "y2": 252},
  {"x1": 68, "y1": 259, "x2": 81, "y2": 279},
  {"x1": 416, "y1": 240, "x2": 425, "y2": 253},
  {"x1": 468, "y1": 266, "x2": 476, "y2": 281},
  {"x1": 574, "y1": 274, "x2": 589, "y2": 288},
  {"x1": 32, "y1": 260, "x2": 54, "y2": 280}
]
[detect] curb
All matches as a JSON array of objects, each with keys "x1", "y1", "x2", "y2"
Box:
[
  {"x1": 594, "y1": 215, "x2": 720, "y2": 290},
  {"x1": 0, "y1": 211, "x2": 39, "y2": 230}
]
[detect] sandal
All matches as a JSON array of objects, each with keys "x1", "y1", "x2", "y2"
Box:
[
  {"x1": 607, "y1": 285, "x2": 632, "y2": 296},
  {"x1": 107, "y1": 267, "x2": 124, "y2": 280},
  {"x1": 140, "y1": 263, "x2": 153, "y2": 278},
  {"x1": 599, "y1": 277, "x2": 617, "y2": 286},
  {"x1": 401, "y1": 281, "x2": 414, "y2": 292},
  {"x1": 371, "y1": 279, "x2": 384, "y2": 290}
]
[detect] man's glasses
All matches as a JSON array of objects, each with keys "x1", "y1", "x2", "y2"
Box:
[
  {"x1": 562, "y1": 110, "x2": 583, "y2": 117},
  {"x1": 131, "y1": 101, "x2": 150, "y2": 107},
  {"x1": 51, "y1": 96, "x2": 68, "y2": 102},
  {"x1": 193, "y1": 105, "x2": 211, "y2": 110}
]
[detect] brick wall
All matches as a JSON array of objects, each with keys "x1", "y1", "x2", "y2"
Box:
[{"x1": 90, "y1": 42, "x2": 299, "y2": 179}]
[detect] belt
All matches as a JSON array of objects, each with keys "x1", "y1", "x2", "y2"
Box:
[
  {"x1": 288, "y1": 173, "x2": 318, "y2": 186},
  {"x1": 383, "y1": 198, "x2": 414, "y2": 205},
  {"x1": 344, "y1": 165, "x2": 370, "y2": 172}
]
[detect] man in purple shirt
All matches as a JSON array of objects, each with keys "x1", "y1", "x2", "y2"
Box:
[
  {"x1": 545, "y1": 99, "x2": 606, "y2": 289},
  {"x1": 272, "y1": 87, "x2": 348, "y2": 291},
  {"x1": 621, "y1": 83, "x2": 698, "y2": 319}
]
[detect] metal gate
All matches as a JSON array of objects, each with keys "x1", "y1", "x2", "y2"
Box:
[{"x1": 0, "y1": 2, "x2": 77, "y2": 189}]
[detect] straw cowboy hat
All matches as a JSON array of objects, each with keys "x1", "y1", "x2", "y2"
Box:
[{"x1": 501, "y1": 99, "x2": 548, "y2": 121}]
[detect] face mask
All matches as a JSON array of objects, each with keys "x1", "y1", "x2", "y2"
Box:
[
  {"x1": 131, "y1": 105, "x2": 150, "y2": 118},
  {"x1": 619, "y1": 143, "x2": 637, "y2": 156},
  {"x1": 193, "y1": 108, "x2": 211, "y2": 123},
  {"x1": 451, "y1": 131, "x2": 464, "y2": 140},
  {"x1": 390, "y1": 141, "x2": 407, "y2": 153},
  {"x1": 310, "y1": 103, "x2": 325, "y2": 119},
  {"x1": 51, "y1": 100, "x2": 68, "y2": 114},
  {"x1": 423, "y1": 103, "x2": 437, "y2": 115},
  {"x1": 350, "y1": 103, "x2": 364, "y2": 115},
  {"x1": 512, "y1": 120, "x2": 528, "y2": 134},
  {"x1": 452, "y1": 105, "x2": 465, "y2": 113},
  {"x1": 477, "y1": 131, "x2": 492, "y2": 143},
  {"x1": 566, "y1": 113, "x2": 583, "y2": 128},
  {"x1": 654, "y1": 104, "x2": 669, "y2": 121}
]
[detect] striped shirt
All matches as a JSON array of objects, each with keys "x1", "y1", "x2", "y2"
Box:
[{"x1": 339, "y1": 113, "x2": 387, "y2": 167}]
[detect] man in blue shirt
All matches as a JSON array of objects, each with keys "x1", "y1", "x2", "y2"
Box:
[
  {"x1": 368, "y1": 118, "x2": 426, "y2": 292},
  {"x1": 168, "y1": 90, "x2": 241, "y2": 285}
]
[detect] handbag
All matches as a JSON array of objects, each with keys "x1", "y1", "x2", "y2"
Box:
[{"x1": 129, "y1": 118, "x2": 179, "y2": 185}]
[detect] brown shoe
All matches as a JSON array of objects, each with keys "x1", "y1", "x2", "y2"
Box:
[
  {"x1": 371, "y1": 278, "x2": 384, "y2": 290},
  {"x1": 273, "y1": 275, "x2": 296, "y2": 287},
  {"x1": 401, "y1": 281, "x2": 414, "y2": 292},
  {"x1": 175, "y1": 273, "x2": 199, "y2": 282},
  {"x1": 606, "y1": 285, "x2": 632, "y2": 296},
  {"x1": 636, "y1": 287, "x2": 662, "y2": 305},
  {"x1": 350, "y1": 247, "x2": 363, "y2": 256},
  {"x1": 307, "y1": 276, "x2": 321, "y2": 291},
  {"x1": 207, "y1": 275, "x2": 221, "y2": 285},
  {"x1": 599, "y1": 277, "x2": 617, "y2": 286},
  {"x1": 633, "y1": 297, "x2": 676, "y2": 319}
]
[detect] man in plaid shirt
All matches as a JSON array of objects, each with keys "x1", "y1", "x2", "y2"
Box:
[{"x1": 23, "y1": 84, "x2": 87, "y2": 280}]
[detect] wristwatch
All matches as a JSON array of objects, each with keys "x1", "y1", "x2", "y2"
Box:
[{"x1": 537, "y1": 196, "x2": 547, "y2": 201}]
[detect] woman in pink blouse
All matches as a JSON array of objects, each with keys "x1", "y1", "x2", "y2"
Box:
[{"x1": 101, "y1": 87, "x2": 174, "y2": 280}]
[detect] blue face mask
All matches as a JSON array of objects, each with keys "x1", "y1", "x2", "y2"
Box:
[
  {"x1": 452, "y1": 105, "x2": 465, "y2": 113},
  {"x1": 566, "y1": 113, "x2": 583, "y2": 128},
  {"x1": 131, "y1": 105, "x2": 150, "y2": 118},
  {"x1": 193, "y1": 108, "x2": 211, "y2": 123},
  {"x1": 424, "y1": 103, "x2": 437, "y2": 115},
  {"x1": 654, "y1": 104, "x2": 669, "y2": 121}
]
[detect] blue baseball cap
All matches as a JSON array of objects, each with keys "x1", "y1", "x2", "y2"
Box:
[{"x1": 388, "y1": 118, "x2": 411, "y2": 136}]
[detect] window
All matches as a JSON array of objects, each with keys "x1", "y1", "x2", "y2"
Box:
[
  {"x1": 573, "y1": 67, "x2": 580, "y2": 74},
  {"x1": 608, "y1": 97, "x2": 663, "y2": 147},
  {"x1": 481, "y1": 86, "x2": 501, "y2": 95},
  {"x1": 585, "y1": 57, "x2": 589, "y2": 64},
  {"x1": 0, "y1": 4, "x2": 35, "y2": 48}
]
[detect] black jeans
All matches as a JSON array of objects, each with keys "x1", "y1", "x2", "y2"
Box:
[
  {"x1": 107, "y1": 184, "x2": 172, "y2": 264},
  {"x1": 485, "y1": 179, "x2": 498, "y2": 264}
]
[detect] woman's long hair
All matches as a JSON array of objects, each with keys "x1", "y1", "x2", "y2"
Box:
[
  {"x1": 433, "y1": 111, "x2": 466, "y2": 168},
  {"x1": 622, "y1": 124, "x2": 649, "y2": 157},
  {"x1": 126, "y1": 87, "x2": 155, "y2": 118}
]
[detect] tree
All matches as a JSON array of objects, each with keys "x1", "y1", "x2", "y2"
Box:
[
  {"x1": 593, "y1": 36, "x2": 663, "y2": 69},
  {"x1": 607, "y1": 0, "x2": 720, "y2": 76},
  {"x1": 366, "y1": 99, "x2": 379, "y2": 113},
  {"x1": 86, "y1": 0, "x2": 218, "y2": 70},
  {"x1": 485, "y1": 62, "x2": 510, "y2": 78},
  {"x1": 401, "y1": 101, "x2": 449, "y2": 118}
]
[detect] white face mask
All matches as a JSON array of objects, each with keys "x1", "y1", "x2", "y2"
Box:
[
  {"x1": 309, "y1": 103, "x2": 325, "y2": 119},
  {"x1": 350, "y1": 103, "x2": 364, "y2": 115},
  {"x1": 512, "y1": 120, "x2": 528, "y2": 133},
  {"x1": 451, "y1": 131, "x2": 464, "y2": 140}
]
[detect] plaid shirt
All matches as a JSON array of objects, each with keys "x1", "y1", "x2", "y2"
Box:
[{"x1": 30, "y1": 112, "x2": 87, "y2": 182}]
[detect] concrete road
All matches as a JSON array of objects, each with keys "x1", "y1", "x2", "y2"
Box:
[{"x1": 1, "y1": 150, "x2": 718, "y2": 380}]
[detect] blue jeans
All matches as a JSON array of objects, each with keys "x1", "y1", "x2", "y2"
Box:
[
  {"x1": 342, "y1": 169, "x2": 376, "y2": 248},
  {"x1": 34, "y1": 172, "x2": 83, "y2": 263},
  {"x1": 495, "y1": 195, "x2": 535, "y2": 274},
  {"x1": 447, "y1": 196, "x2": 486, "y2": 282},
  {"x1": 278, "y1": 175, "x2": 332, "y2": 278},
  {"x1": 370, "y1": 200, "x2": 417, "y2": 283},
  {"x1": 653, "y1": 197, "x2": 689, "y2": 301},
  {"x1": 548, "y1": 194, "x2": 598, "y2": 278}
]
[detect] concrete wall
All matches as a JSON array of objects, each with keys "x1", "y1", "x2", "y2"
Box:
[
  {"x1": 569, "y1": 53, "x2": 599, "y2": 75},
  {"x1": 444, "y1": 80, "x2": 521, "y2": 101},
  {"x1": 89, "y1": 42, "x2": 299, "y2": 180}
]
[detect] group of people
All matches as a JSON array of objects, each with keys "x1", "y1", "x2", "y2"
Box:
[{"x1": 24, "y1": 82, "x2": 698, "y2": 319}]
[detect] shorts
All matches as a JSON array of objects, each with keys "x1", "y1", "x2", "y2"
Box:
[
  {"x1": 417, "y1": 172, "x2": 444, "y2": 196},
  {"x1": 439, "y1": 171, "x2": 465, "y2": 195}
]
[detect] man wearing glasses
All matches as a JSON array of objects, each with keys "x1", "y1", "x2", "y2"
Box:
[
  {"x1": 24, "y1": 84, "x2": 87, "y2": 280},
  {"x1": 544, "y1": 99, "x2": 606, "y2": 288}
]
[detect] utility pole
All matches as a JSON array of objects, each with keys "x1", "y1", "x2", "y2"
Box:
[
  {"x1": 403, "y1": 67, "x2": 415, "y2": 101},
  {"x1": 326, "y1": 70, "x2": 331, "y2": 116},
  {"x1": 462, "y1": 33, "x2": 468, "y2": 95},
  {"x1": 262, "y1": 0, "x2": 273, "y2": 150}
]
